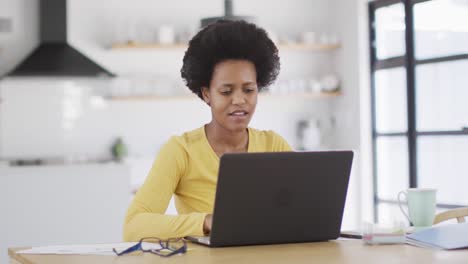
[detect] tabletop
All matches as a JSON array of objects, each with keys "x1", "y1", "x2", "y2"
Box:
[{"x1": 9, "y1": 240, "x2": 468, "y2": 264}]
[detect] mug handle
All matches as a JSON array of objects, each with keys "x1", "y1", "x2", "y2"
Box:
[{"x1": 397, "y1": 191, "x2": 411, "y2": 224}]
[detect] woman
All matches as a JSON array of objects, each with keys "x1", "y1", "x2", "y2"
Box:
[{"x1": 123, "y1": 20, "x2": 292, "y2": 241}]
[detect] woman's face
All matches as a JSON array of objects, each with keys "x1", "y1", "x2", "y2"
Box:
[{"x1": 202, "y1": 59, "x2": 258, "y2": 133}]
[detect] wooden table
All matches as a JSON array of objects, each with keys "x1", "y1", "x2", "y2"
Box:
[{"x1": 9, "y1": 240, "x2": 468, "y2": 264}]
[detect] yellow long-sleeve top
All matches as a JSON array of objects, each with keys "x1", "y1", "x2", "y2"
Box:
[{"x1": 123, "y1": 126, "x2": 292, "y2": 241}]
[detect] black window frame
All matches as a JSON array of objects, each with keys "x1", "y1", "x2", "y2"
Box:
[{"x1": 368, "y1": 0, "x2": 468, "y2": 222}]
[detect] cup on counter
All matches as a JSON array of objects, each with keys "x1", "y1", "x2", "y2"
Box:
[
  {"x1": 320, "y1": 74, "x2": 340, "y2": 92},
  {"x1": 319, "y1": 33, "x2": 330, "y2": 45},
  {"x1": 308, "y1": 79, "x2": 322, "y2": 93},
  {"x1": 157, "y1": 25, "x2": 175, "y2": 44},
  {"x1": 329, "y1": 34, "x2": 340, "y2": 45},
  {"x1": 398, "y1": 188, "x2": 437, "y2": 228},
  {"x1": 300, "y1": 31, "x2": 317, "y2": 44}
]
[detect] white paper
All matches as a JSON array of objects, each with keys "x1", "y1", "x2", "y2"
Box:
[{"x1": 17, "y1": 242, "x2": 162, "y2": 256}]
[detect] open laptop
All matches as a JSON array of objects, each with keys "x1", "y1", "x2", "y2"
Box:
[{"x1": 185, "y1": 150, "x2": 354, "y2": 247}]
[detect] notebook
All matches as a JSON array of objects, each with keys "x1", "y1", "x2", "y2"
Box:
[{"x1": 406, "y1": 222, "x2": 468, "y2": 250}]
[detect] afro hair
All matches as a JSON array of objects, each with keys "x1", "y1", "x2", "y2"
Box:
[{"x1": 181, "y1": 19, "x2": 280, "y2": 100}]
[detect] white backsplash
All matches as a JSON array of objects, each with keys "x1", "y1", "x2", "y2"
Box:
[
  {"x1": 0, "y1": 77, "x2": 333, "y2": 160},
  {"x1": 1, "y1": 77, "x2": 113, "y2": 159}
]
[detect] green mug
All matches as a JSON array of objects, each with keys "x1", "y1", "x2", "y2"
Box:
[{"x1": 397, "y1": 188, "x2": 437, "y2": 227}]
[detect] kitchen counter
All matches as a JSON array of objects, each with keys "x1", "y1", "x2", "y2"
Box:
[
  {"x1": 0, "y1": 162, "x2": 132, "y2": 264},
  {"x1": 0, "y1": 158, "x2": 116, "y2": 167}
]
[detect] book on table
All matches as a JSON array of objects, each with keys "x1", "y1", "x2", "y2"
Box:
[{"x1": 406, "y1": 222, "x2": 468, "y2": 250}]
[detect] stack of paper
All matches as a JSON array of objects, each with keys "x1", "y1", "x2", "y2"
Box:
[
  {"x1": 17, "y1": 242, "x2": 157, "y2": 256},
  {"x1": 406, "y1": 222, "x2": 468, "y2": 250}
]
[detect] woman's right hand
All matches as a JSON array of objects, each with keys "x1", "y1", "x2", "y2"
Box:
[{"x1": 203, "y1": 214, "x2": 213, "y2": 234}]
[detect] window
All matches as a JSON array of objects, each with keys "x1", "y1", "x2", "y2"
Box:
[{"x1": 369, "y1": 0, "x2": 468, "y2": 223}]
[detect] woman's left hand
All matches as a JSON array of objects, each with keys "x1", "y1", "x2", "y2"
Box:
[{"x1": 203, "y1": 214, "x2": 213, "y2": 234}]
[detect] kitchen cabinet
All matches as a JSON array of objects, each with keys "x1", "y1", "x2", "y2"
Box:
[{"x1": 0, "y1": 163, "x2": 131, "y2": 264}]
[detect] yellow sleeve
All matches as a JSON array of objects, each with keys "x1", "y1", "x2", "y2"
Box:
[
  {"x1": 270, "y1": 131, "x2": 293, "y2": 151},
  {"x1": 123, "y1": 137, "x2": 208, "y2": 241}
]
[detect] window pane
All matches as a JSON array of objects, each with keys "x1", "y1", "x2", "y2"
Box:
[
  {"x1": 375, "y1": 67, "x2": 407, "y2": 133},
  {"x1": 418, "y1": 136, "x2": 468, "y2": 205},
  {"x1": 378, "y1": 202, "x2": 449, "y2": 226},
  {"x1": 414, "y1": 0, "x2": 468, "y2": 59},
  {"x1": 375, "y1": 3, "x2": 406, "y2": 59},
  {"x1": 376, "y1": 137, "x2": 409, "y2": 200},
  {"x1": 416, "y1": 60, "x2": 468, "y2": 131}
]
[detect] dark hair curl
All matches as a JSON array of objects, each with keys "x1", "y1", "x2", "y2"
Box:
[{"x1": 181, "y1": 19, "x2": 280, "y2": 100}]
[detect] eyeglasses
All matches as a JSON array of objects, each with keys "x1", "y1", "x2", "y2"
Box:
[{"x1": 113, "y1": 237, "x2": 187, "y2": 257}]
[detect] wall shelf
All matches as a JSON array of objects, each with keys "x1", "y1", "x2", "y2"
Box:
[
  {"x1": 278, "y1": 43, "x2": 341, "y2": 51},
  {"x1": 110, "y1": 43, "x2": 188, "y2": 50},
  {"x1": 110, "y1": 43, "x2": 341, "y2": 52},
  {"x1": 106, "y1": 91, "x2": 341, "y2": 101},
  {"x1": 105, "y1": 94, "x2": 197, "y2": 101},
  {"x1": 261, "y1": 91, "x2": 341, "y2": 98}
]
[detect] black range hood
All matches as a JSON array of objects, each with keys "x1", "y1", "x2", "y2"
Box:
[
  {"x1": 8, "y1": 0, "x2": 114, "y2": 77},
  {"x1": 201, "y1": 0, "x2": 255, "y2": 28}
]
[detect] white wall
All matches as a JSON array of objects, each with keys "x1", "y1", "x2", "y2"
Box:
[
  {"x1": 356, "y1": 0, "x2": 374, "y2": 224},
  {"x1": 328, "y1": 0, "x2": 374, "y2": 225},
  {"x1": 0, "y1": 0, "x2": 39, "y2": 76},
  {"x1": 0, "y1": 1, "x2": 365, "y2": 256},
  {"x1": 67, "y1": 0, "x2": 335, "y2": 80},
  {"x1": 1, "y1": 0, "x2": 341, "y2": 157}
]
